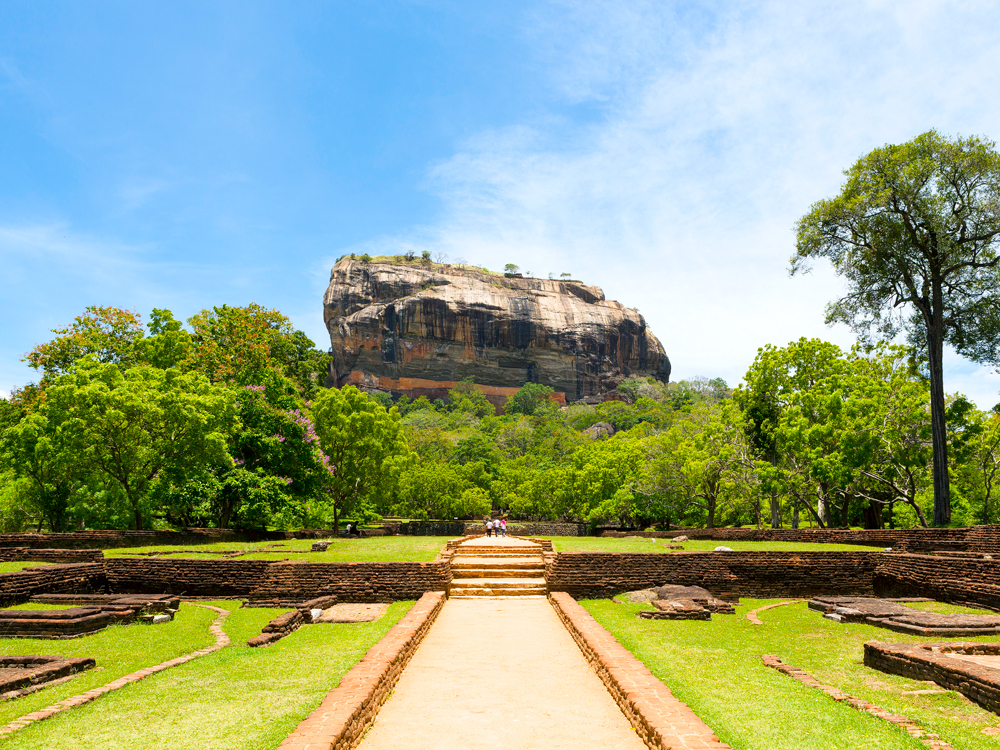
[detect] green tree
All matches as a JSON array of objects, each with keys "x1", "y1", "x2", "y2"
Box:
[
  {"x1": 734, "y1": 339, "x2": 847, "y2": 527},
  {"x1": 447, "y1": 377, "x2": 495, "y2": 418},
  {"x1": 38, "y1": 361, "x2": 235, "y2": 529},
  {"x1": 184, "y1": 303, "x2": 295, "y2": 385},
  {"x1": 0, "y1": 409, "x2": 87, "y2": 531},
  {"x1": 793, "y1": 130, "x2": 1000, "y2": 526},
  {"x1": 24, "y1": 306, "x2": 144, "y2": 377},
  {"x1": 504, "y1": 382, "x2": 555, "y2": 416},
  {"x1": 504, "y1": 263, "x2": 519, "y2": 274},
  {"x1": 136, "y1": 308, "x2": 191, "y2": 369},
  {"x1": 312, "y1": 386, "x2": 408, "y2": 532}
]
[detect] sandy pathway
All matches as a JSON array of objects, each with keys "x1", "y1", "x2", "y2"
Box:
[{"x1": 358, "y1": 598, "x2": 647, "y2": 750}]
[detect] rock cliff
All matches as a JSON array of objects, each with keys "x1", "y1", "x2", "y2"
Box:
[{"x1": 323, "y1": 258, "x2": 670, "y2": 406}]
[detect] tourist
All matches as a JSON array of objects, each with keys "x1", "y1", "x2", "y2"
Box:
[
  {"x1": 486, "y1": 519, "x2": 493, "y2": 538},
  {"x1": 500, "y1": 518, "x2": 507, "y2": 537}
]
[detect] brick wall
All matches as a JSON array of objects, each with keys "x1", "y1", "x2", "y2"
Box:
[
  {"x1": 646, "y1": 525, "x2": 1000, "y2": 553},
  {"x1": 103, "y1": 558, "x2": 273, "y2": 597},
  {"x1": 865, "y1": 641, "x2": 1000, "y2": 715},
  {"x1": 644, "y1": 527, "x2": 978, "y2": 552},
  {"x1": 547, "y1": 551, "x2": 879, "y2": 600},
  {"x1": 0, "y1": 529, "x2": 252, "y2": 549},
  {"x1": 0, "y1": 548, "x2": 104, "y2": 564},
  {"x1": 0, "y1": 563, "x2": 107, "y2": 607},
  {"x1": 247, "y1": 561, "x2": 452, "y2": 605},
  {"x1": 874, "y1": 553, "x2": 1000, "y2": 610},
  {"x1": 279, "y1": 591, "x2": 446, "y2": 750},
  {"x1": 466, "y1": 522, "x2": 588, "y2": 537}
]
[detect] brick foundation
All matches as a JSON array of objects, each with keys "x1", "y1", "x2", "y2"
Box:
[
  {"x1": 865, "y1": 641, "x2": 1000, "y2": 716},
  {"x1": 0, "y1": 656, "x2": 96, "y2": 694},
  {"x1": 279, "y1": 591, "x2": 446, "y2": 750},
  {"x1": 549, "y1": 592, "x2": 730, "y2": 750},
  {"x1": 0, "y1": 564, "x2": 107, "y2": 607},
  {"x1": 547, "y1": 551, "x2": 879, "y2": 600}
]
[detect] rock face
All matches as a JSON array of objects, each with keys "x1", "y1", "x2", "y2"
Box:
[{"x1": 323, "y1": 258, "x2": 670, "y2": 406}]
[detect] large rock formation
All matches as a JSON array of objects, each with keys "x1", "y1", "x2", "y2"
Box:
[{"x1": 323, "y1": 258, "x2": 670, "y2": 407}]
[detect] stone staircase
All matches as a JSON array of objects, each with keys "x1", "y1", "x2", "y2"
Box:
[{"x1": 448, "y1": 541, "x2": 547, "y2": 598}]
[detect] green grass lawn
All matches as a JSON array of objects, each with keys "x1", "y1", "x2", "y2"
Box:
[
  {"x1": 0, "y1": 600, "x2": 221, "y2": 727},
  {"x1": 2, "y1": 599, "x2": 412, "y2": 749},
  {"x1": 543, "y1": 536, "x2": 879, "y2": 553},
  {"x1": 103, "y1": 536, "x2": 447, "y2": 562},
  {"x1": 0, "y1": 561, "x2": 55, "y2": 574},
  {"x1": 584, "y1": 598, "x2": 1000, "y2": 750}
]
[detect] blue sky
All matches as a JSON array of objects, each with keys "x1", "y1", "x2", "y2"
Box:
[{"x1": 3, "y1": 1, "x2": 1000, "y2": 406}]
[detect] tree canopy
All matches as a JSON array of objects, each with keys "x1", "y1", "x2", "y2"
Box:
[{"x1": 793, "y1": 130, "x2": 1000, "y2": 525}]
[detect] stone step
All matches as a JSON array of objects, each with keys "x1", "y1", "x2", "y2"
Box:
[
  {"x1": 449, "y1": 577, "x2": 546, "y2": 589},
  {"x1": 452, "y1": 553, "x2": 543, "y2": 560},
  {"x1": 448, "y1": 586, "x2": 548, "y2": 597},
  {"x1": 452, "y1": 558, "x2": 544, "y2": 567},
  {"x1": 449, "y1": 594, "x2": 548, "y2": 600},
  {"x1": 451, "y1": 568, "x2": 546, "y2": 579}
]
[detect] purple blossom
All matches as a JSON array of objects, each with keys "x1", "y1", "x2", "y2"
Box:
[
  {"x1": 282, "y1": 477, "x2": 293, "y2": 485},
  {"x1": 284, "y1": 409, "x2": 319, "y2": 444},
  {"x1": 233, "y1": 458, "x2": 245, "y2": 466},
  {"x1": 244, "y1": 384, "x2": 266, "y2": 392},
  {"x1": 272, "y1": 434, "x2": 286, "y2": 443}
]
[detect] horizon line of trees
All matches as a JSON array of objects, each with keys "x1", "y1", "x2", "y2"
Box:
[{"x1": 4, "y1": 302, "x2": 999, "y2": 533}]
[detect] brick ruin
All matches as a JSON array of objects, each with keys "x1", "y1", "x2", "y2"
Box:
[
  {"x1": 2, "y1": 525, "x2": 1000, "y2": 731},
  {"x1": 0, "y1": 655, "x2": 96, "y2": 698},
  {"x1": 0, "y1": 595, "x2": 179, "y2": 639}
]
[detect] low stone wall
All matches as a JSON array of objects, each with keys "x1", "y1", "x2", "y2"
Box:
[
  {"x1": 247, "y1": 561, "x2": 451, "y2": 606},
  {"x1": 865, "y1": 641, "x2": 1000, "y2": 716},
  {"x1": 550, "y1": 592, "x2": 731, "y2": 749},
  {"x1": 874, "y1": 553, "x2": 1000, "y2": 611},
  {"x1": 0, "y1": 564, "x2": 107, "y2": 607},
  {"x1": 279, "y1": 591, "x2": 446, "y2": 750},
  {"x1": 547, "y1": 551, "x2": 879, "y2": 600},
  {"x1": 103, "y1": 558, "x2": 273, "y2": 598},
  {"x1": 0, "y1": 548, "x2": 104, "y2": 564}
]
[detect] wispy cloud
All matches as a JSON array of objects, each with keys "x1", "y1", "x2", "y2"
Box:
[
  {"x1": 331, "y1": 0, "x2": 1000, "y2": 405},
  {"x1": 0, "y1": 223, "x2": 232, "y2": 393}
]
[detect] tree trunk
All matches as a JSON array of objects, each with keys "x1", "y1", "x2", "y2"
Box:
[
  {"x1": 769, "y1": 492, "x2": 781, "y2": 528},
  {"x1": 927, "y1": 306, "x2": 952, "y2": 526},
  {"x1": 816, "y1": 486, "x2": 827, "y2": 525},
  {"x1": 792, "y1": 505, "x2": 800, "y2": 529},
  {"x1": 706, "y1": 496, "x2": 716, "y2": 529}
]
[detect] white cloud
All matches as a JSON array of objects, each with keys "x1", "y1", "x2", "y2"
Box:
[{"x1": 332, "y1": 0, "x2": 1000, "y2": 405}]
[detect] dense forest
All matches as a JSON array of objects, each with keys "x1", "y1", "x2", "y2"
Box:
[{"x1": 2, "y1": 305, "x2": 999, "y2": 532}]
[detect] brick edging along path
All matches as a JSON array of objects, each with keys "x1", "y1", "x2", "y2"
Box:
[
  {"x1": 0, "y1": 603, "x2": 230, "y2": 739},
  {"x1": 549, "y1": 592, "x2": 731, "y2": 750},
  {"x1": 279, "y1": 590, "x2": 446, "y2": 750}
]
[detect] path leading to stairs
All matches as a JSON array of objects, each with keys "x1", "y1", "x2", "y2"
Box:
[{"x1": 358, "y1": 596, "x2": 648, "y2": 749}]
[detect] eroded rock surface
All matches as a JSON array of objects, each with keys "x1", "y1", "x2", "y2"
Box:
[{"x1": 323, "y1": 258, "x2": 670, "y2": 405}]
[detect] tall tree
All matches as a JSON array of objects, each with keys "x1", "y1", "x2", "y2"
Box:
[
  {"x1": 311, "y1": 386, "x2": 408, "y2": 532},
  {"x1": 793, "y1": 131, "x2": 1000, "y2": 525}
]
